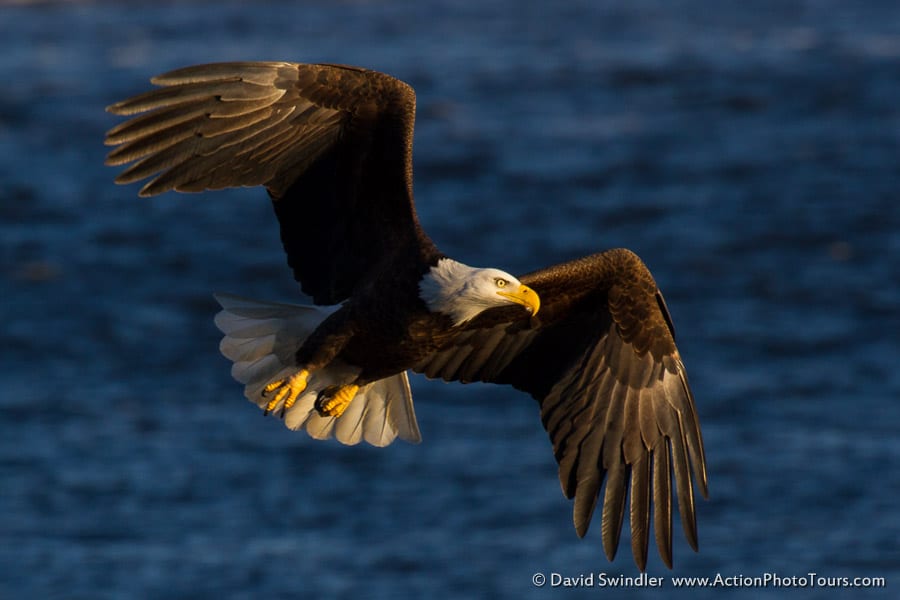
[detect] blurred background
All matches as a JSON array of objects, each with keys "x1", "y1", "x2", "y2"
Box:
[{"x1": 2, "y1": 0, "x2": 899, "y2": 598}]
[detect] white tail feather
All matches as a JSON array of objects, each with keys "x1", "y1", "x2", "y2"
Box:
[{"x1": 213, "y1": 293, "x2": 421, "y2": 446}]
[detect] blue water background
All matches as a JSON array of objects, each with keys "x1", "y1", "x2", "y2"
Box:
[{"x1": 2, "y1": 0, "x2": 899, "y2": 598}]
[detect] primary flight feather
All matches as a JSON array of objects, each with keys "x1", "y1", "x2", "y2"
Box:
[{"x1": 105, "y1": 61, "x2": 708, "y2": 570}]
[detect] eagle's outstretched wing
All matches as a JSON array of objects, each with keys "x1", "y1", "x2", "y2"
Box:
[
  {"x1": 415, "y1": 248, "x2": 708, "y2": 570},
  {"x1": 105, "y1": 62, "x2": 437, "y2": 304}
]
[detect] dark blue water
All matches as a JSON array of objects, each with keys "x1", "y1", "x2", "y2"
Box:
[{"x1": 2, "y1": 1, "x2": 899, "y2": 598}]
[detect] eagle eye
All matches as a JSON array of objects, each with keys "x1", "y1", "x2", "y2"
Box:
[{"x1": 495, "y1": 278, "x2": 508, "y2": 288}]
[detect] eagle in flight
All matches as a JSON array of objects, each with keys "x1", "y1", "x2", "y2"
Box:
[{"x1": 104, "y1": 62, "x2": 708, "y2": 571}]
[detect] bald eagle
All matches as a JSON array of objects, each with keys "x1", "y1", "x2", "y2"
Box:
[{"x1": 104, "y1": 62, "x2": 707, "y2": 571}]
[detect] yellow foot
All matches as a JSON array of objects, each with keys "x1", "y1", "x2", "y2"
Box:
[
  {"x1": 315, "y1": 384, "x2": 360, "y2": 418},
  {"x1": 262, "y1": 369, "x2": 310, "y2": 416}
]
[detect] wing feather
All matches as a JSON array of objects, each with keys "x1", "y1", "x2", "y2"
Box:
[
  {"x1": 630, "y1": 454, "x2": 651, "y2": 571},
  {"x1": 571, "y1": 428, "x2": 604, "y2": 537},
  {"x1": 653, "y1": 440, "x2": 674, "y2": 567},
  {"x1": 672, "y1": 413, "x2": 699, "y2": 551},
  {"x1": 600, "y1": 457, "x2": 628, "y2": 561},
  {"x1": 413, "y1": 248, "x2": 707, "y2": 570},
  {"x1": 456, "y1": 329, "x2": 503, "y2": 381}
]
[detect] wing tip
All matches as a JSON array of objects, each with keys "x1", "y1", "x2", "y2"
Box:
[
  {"x1": 602, "y1": 534, "x2": 620, "y2": 564},
  {"x1": 684, "y1": 514, "x2": 700, "y2": 552},
  {"x1": 633, "y1": 552, "x2": 648, "y2": 573},
  {"x1": 105, "y1": 101, "x2": 133, "y2": 116},
  {"x1": 574, "y1": 517, "x2": 590, "y2": 539}
]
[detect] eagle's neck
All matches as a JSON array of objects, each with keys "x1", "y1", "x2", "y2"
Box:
[{"x1": 418, "y1": 258, "x2": 486, "y2": 326}]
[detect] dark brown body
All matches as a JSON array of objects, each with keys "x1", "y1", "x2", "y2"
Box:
[{"x1": 293, "y1": 251, "x2": 454, "y2": 384}]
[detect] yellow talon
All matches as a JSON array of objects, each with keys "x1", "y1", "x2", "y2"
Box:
[
  {"x1": 316, "y1": 384, "x2": 359, "y2": 418},
  {"x1": 262, "y1": 369, "x2": 309, "y2": 415}
]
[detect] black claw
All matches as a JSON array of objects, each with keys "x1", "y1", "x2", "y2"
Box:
[{"x1": 314, "y1": 388, "x2": 334, "y2": 417}]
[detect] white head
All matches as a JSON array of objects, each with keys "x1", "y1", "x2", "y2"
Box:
[{"x1": 419, "y1": 258, "x2": 541, "y2": 326}]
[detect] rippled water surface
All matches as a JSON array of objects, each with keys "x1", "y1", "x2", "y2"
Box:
[{"x1": 2, "y1": 1, "x2": 899, "y2": 598}]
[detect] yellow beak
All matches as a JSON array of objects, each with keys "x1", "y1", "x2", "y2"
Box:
[{"x1": 498, "y1": 284, "x2": 540, "y2": 316}]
